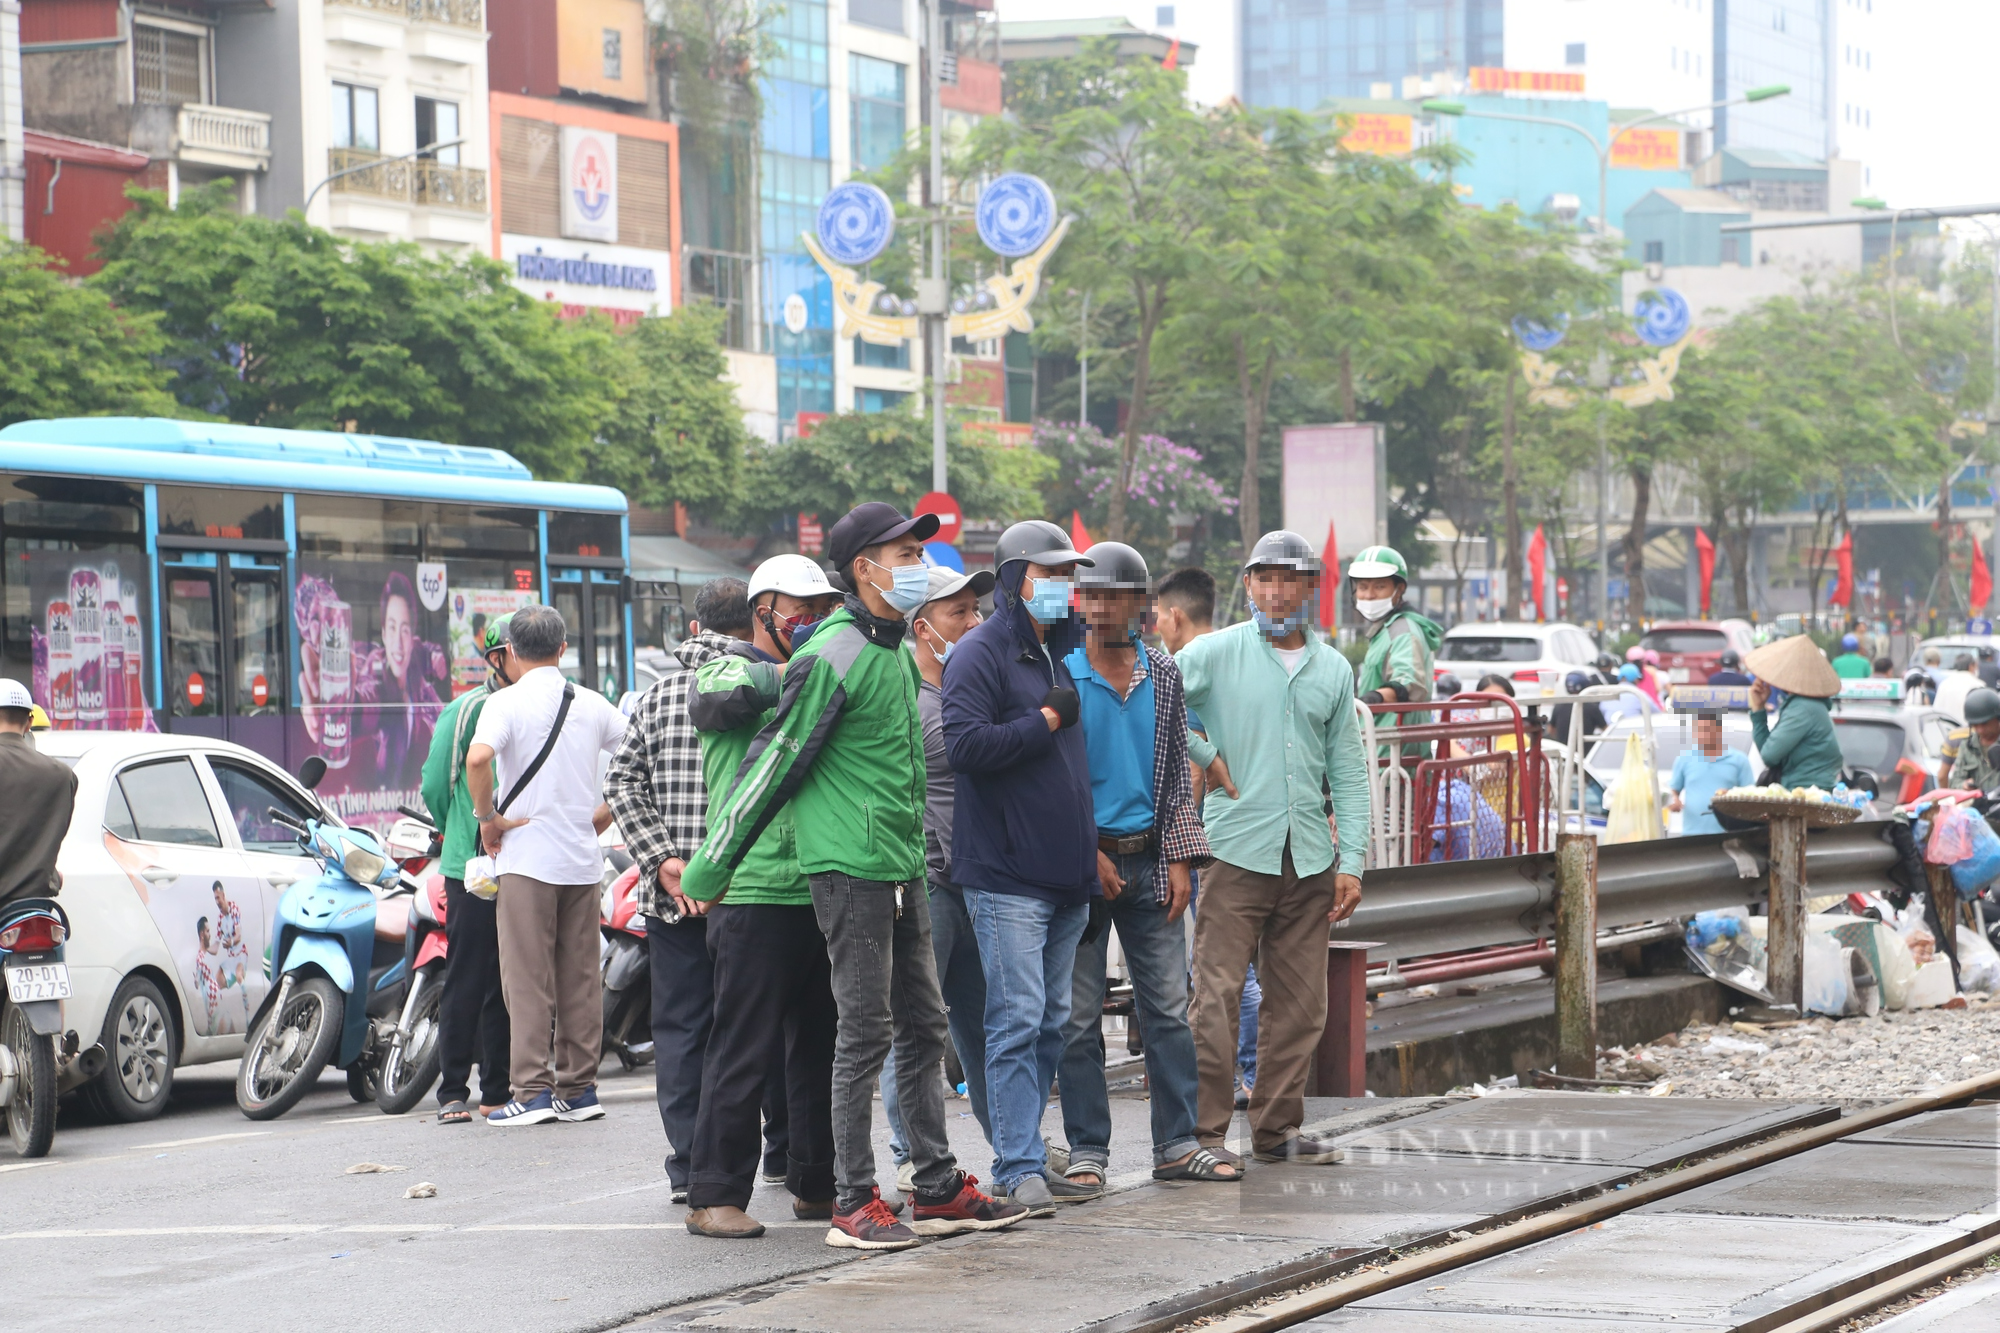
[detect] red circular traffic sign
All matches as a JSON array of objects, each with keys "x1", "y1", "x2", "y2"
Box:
[
  {"x1": 915, "y1": 491, "x2": 962, "y2": 545},
  {"x1": 186, "y1": 672, "x2": 205, "y2": 707},
  {"x1": 251, "y1": 674, "x2": 269, "y2": 707}
]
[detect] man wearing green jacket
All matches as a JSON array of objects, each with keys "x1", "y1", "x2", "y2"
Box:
[
  {"x1": 684, "y1": 502, "x2": 1024, "y2": 1252},
  {"x1": 677, "y1": 651, "x2": 837, "y2": 1240},
  {"x1": 419, "y1": 615, "x2": 515, "y2": 1124},
  {"x1": 1348, "y1": 546, "x2": 1442, "y2": 746}
]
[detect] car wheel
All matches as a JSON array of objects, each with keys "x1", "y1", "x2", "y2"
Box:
[{"x1": 89, "y1": 975, "x2": 176, "y2": 1123}]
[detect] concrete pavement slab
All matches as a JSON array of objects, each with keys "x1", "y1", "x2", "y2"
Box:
[
  {"x1": 1868, "y1": 1272, "x2": 2000, "y2": 1330},
  {"x1": 1647, "y1": 1141, "x2": 2000, "y2": 1224},
  {"x1": 1846, "y1": 1103, "x2": 2000, "y2": 1150},
  {"x1": 1298, "y1": 1312, "x2": 1706, "y2": 1331}
]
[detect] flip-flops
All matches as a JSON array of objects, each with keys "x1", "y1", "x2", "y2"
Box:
[
  {"x1": 1152, "y1": 1147, "x2": 1241, "y2": 1182},
  {"x1": 438, "y1": 1101, "x2": 473, "y2": 1124}
]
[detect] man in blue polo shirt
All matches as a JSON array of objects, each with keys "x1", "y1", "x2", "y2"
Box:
[
  {"x1": 1052, "y1": 543, "x2": 1233, "y2": 1185},
  {"x1": 1667, "y1": 711, "x2": 1753, "y2": 836}
]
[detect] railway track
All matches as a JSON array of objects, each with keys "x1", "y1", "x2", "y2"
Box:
[{"x1": 1176, "y1": 1069, "x2": 2000, "y2": 1333}]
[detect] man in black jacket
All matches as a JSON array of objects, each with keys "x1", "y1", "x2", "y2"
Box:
[{"x1": 0, "y1": 679, "x2": 76, "y2": 910}]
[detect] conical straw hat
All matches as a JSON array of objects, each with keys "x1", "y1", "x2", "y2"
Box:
[{"x1": 1744, "y1": 634, "x2": 1842, "y2": 698}]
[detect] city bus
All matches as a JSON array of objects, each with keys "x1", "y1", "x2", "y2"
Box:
[{"x1": 0, "y1": 417, "x2": 631, "y2": 834}]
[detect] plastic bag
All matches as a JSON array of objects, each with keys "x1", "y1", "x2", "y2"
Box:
[
  {"x1": 1825, "y1": 917, "x2": 1917, "y2": 1010},
  {"x1": 1605, "y1": 734, "x2": 1663, "y2": 844},
  {"x1": 1802, "y1": 929, "x2": 1851, "y2": 1017},
  {"x1": 1925, "y1": 804, "x2": 1979, "y2": 865},
  {"x1": 1957, "y1": 925, "x2": 2000, "y2": 993},
  {"x1": 1952, "y1": 815, "x2": 2000, "y2": 898},
  {"x1": 1906, "y1": 958, "x2": 1957, "y2": 1008},
  {"x1": 463, "y1": 853, "x2": 500, "y2": 901}
]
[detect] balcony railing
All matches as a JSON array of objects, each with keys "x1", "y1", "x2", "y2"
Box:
[
  {"x1": 176, "y1": 103, "x2": 272, "y2": 170},
  {"x1": 328, "y1": 149, "x2": 488, "y2": 213},
  {"x1": 326, "y1": 0, "x2": 483, "y2": 27}
]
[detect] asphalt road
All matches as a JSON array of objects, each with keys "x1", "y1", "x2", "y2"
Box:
[{"x1": 3, "y1": 1054, "x2": 1174, "y2": 1333}]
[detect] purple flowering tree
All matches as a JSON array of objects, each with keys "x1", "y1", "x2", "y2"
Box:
[{"x1": 1031, "y1": 420, "x2": 1233, "y2": 558}]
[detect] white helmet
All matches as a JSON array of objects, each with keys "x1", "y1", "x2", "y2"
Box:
[{"x1": 748, "y1": 554, "x2": 835, "y2": 604}]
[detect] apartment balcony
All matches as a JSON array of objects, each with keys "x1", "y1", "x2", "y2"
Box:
[
  {"x1": 325, "y1": 0, "x2": 484, "y2": 54},
  {"x1": 412, "y1": 160, "x2": 488, "y2": 211},
  {"x1": 327, "y1": 149, "x2": 488, "y2": 243},
  {"x1": 175, "y1": 104, "x2": 272, "y2": 173}
]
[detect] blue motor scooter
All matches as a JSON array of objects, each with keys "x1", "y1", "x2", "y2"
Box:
[
  {"x1": 1, "y1": 897, "x2": 71, "y2": 1157},
  {"x1": 236, "y1": 757, "x2": 410, "y2": 1120}
]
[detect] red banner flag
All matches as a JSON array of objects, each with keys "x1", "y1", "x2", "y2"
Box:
[
  {"x1": 1070, "y1": 509, "x2": 1094, "y2": 552},
  {"x1": 1526, "y1": 525, "x2": 1547, "y2": 621},
  {"x1": 1975, "y1": 537, "x2": 1993, "y2": 613},
  {"x1": 1695, "y1": 528, "x2": 1716, "y2": 616},
  {"x1": 1829, "y1": 530, "x2": 1854, "y2": 607},
  {"x1": 1319, "y1": 519, "x2": 1340, "y2": 629}
]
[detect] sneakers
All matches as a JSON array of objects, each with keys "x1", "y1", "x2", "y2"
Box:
[
  {"x1": 910, "y1": 1172, "x2": 1029, "y2": 1237},
  {"x1": 826, "y1": 1194, "x2": 921, "y2": 1251},
  {"x1": 1252, "y1": 1132, "x2": 1346, "y2": 1165},
  {"x1": 486, "y1": 1090, "x2": 557, "y2": 1126},
  {"x1": 686, "y1": 1205, "x2": 766, "y2": 1239},
  {"x1": 1005, "y1": 1175, "x2": 1058, "y2": 1218},
  {"x1": 895, "y1": 1159, "x2": 917, "y2": 1194},
  {"x1": 554, "y1": 1087, "x2": 605, "y2": 1122},
  {"x1": 793, "y1": 1196, "x2": 835, "y2": 1221}
]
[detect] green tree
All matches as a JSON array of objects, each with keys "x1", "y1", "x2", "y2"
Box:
[
  {"x1": 0, "y1": 244, "x2": 182, "y2": 426},
  {"x1": 590, "y1": 304, "x2": 752, "y2": 514}
]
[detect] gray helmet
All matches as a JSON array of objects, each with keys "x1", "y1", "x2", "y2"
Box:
[
  {"x1": 1968, "y1": 688, "x2": 2000, "y2": 725},
  {"x1": 1243, "y1": 529, "x2": 1322, "y2": 575},
  {"x1": 1076, "y1": 541, "x2": 1149, "y2": 591},
  {"x1": 994, "y1": 519, "x2": 1095, "y2": 570}
]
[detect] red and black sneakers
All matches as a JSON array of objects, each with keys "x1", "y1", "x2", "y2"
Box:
[
  {"x1": 910, "y1": 1172, "x2": 1030, "y2": 1237},
  {"x1": 826, "y1": 1190, "x2": 920, "y2": 1251}
]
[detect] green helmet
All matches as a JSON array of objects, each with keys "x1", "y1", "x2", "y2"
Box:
[
  {"x1": 1968, "y1": 687, "x2": 2000, "y2": 726},
  {"x1": 482, "y1": 613, "x2": 514, "y2": 653},
  {"x1": 1347, "y1": 545, "x2": 1408, "y2": 581}
]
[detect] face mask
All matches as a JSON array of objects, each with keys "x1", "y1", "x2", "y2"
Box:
[
  {"x1": 1023, "y1": 577, "x2": 1074, "y2": 624},
  {"x1": 1356, "y1": 597, "x2": 1395, "y2": 621},
  {"x1": 917, "y1": 621, "x2": 955, "y2": 666},
  {"x1": 1253, "y1": 606, "x2": 1310, "y2": 639},
  {"x1": 865, "y1": 559, "x2": 929, "y2": 617}
]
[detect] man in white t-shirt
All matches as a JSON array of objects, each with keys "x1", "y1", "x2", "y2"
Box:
[{"x1": 466, "y1": 604, "x2": 626, "y2": 1126}]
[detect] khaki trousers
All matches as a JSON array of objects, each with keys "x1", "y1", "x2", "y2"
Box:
[
  {"x1": 1189, "y1": 847, "x2": 1336, "y2": 1152},
  {"x1": 495, "y1": 874, "x2": 603, "y2": 1099}
]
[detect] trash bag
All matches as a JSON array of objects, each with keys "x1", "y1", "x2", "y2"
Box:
[
  {"x1": 1957, "y1": 925, "x2": 2000, "y2": 993},
  {"x1": 1953, "y1": 816, "x2": 2000, "y2": 898},
  {"x1": 1826, "y1": 917, "x2": 1918, "y2": 1010},
  {"x1": 1605, "y1": 733, "x2": 1662, "y2": 844},
  {"x1": 1802, "y1": 929, "x2": 1851, "y2": 1017},
  {"x1": 1839, "y1": 946, "x2": 1882, "y2": 1016},
  {"x1": 1906, "y1": 958, "x2": 1957, "y2": 1008},
  {"x1": 1883, "y1": 820, "x2": 1925, "y2": 912},
  {"x1": 1925, "y1": 804, "x2": 1979, "y2": 865}
]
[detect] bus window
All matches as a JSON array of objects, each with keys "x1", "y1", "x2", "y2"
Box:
[
  {"x1": 550, "y1": 511, "x2": 621, "y2": 559},
  {"x1": 594, "y1": 581, "x2": 624, "y2": 700},
  {"x1": 157, "y1": 486, "x2": 284, "y2": 542},
  {"x1": 165, "y1": 574, "x2": 222, "y2": 718}
]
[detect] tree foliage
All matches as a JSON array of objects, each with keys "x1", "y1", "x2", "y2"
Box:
[{"x1": 0, "y1": 244, "x2": 181, "y2": 426}]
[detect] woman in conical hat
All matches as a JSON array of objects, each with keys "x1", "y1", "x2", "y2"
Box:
[{"x1": 1743, "y1": 635, "x2": 1844, "y2": 789}]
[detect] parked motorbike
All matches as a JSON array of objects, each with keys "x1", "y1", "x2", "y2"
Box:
[
  {"x1": 236, "y1": 757, "x2": 416, "y2": 1121},
  {"x1": 600, "y1": 850, "x2": 653, "y2": 1070},
  {"x1": 373, "y1": 806, "x2": 448, "y2": 1116},
  {"x1": 1, "y1": 898, "x2": 71, "y2": 1157}
]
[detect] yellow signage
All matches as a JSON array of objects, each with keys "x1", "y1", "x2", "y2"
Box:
[
  {"x1": 1611, "y1": 128, "x2": 1682, "y2": 170},
  {"x1": 1469, "y1": 67, "x2": 1586, "y2": 94},
  {"x1": 1342, "y1": 113, "x2": 1413, "y2": 156}
]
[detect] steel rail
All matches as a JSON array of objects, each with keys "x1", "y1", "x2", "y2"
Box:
[
  {"x1": 1757, "y1": 1231, "x2": 2000, "y2": 1333},
  {"x1": 1196, "y1": 1066, "x2": 2000, "y2": 1333}
]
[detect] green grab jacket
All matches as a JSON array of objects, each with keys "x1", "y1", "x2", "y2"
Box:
[{"x1": 684, "y1": 654, "x2": 810, "y2": 905}]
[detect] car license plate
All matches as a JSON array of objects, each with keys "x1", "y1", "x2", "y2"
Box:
[
  {"x1": 1669, "y1": 668, "x2": 1692, "y2": 684},
  {"x1": 5, "y1": 963, "x2": 70, "y2": 1004}
]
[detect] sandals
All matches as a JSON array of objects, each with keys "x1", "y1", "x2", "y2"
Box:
[
  {"x1": 438, "y1": 1101, "x2": 473, "y2": 1124},
  {"x1": 1153, "y1": 1146, "x2": 1241, "y2": 1182}
]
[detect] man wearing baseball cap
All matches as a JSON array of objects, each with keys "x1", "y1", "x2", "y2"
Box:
[
  {"x1": 0, "y1": 678, "x2": 77, "y2": 911},
  {"x1": 685, "y1": 502, "x2": 1025, "y2": 1250}
]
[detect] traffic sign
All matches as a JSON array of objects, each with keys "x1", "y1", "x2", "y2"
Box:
[
  {"x1": 922, "y1": 542, "x2": 965, "y2": 573},
  {"x1": 186, "y1": 672, "x2": 205, "y2": 708},
  {"x1": 915, "y1": 490, "x2": 963, "y2": 545},
  {"x1": 798, "y1": 512, "x2": 823, "y2": 555}
]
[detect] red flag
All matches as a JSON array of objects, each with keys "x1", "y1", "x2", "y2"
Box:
[
  {"x1": 1829, "y1": 530, "x2": 1854, "y2": 607},
  {"x1": 1975, "y1": 537, "x2": 1993, "y2": 613},
  {"x1": 1695, "y1": 528, "x2": 1716, "y2": 616},
  {"x1": 1161, "y1": 37, "x2": 1181, "y2": 71},
  {"x1": 1070, "y1": 510, "x2": 1094, "y2": 552},
  {"x1": 1526, "y1": 526, "x2": 1547, "y2": 621},
  {"x1": 1319, "y1": 519, "x2": 1340, "y2": 629}
]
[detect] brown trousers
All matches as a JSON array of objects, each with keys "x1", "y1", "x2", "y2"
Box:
[
  {"x1": 494, "y1": 874, "x2": 603, "y2": 1099},
  {"x1": 1189, "y1": 847, "x2": 1336, "y2": 1152}
]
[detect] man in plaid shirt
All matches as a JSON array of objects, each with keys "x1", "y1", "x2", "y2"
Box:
[
  {"x1": 1050, "y1": 542, "x2": 1231, "y2": 1186},
  {"x1": 604, "y1": 578, "x2": 776, "y2": 1203}
]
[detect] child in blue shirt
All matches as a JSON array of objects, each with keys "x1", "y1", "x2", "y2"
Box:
[{"x1": 1668, "y1": 712, "x2": 1755, "y2": 836}]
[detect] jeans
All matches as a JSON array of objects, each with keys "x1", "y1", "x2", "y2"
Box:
[
  {"x1": 1057, "y1": 856, "x2": 1200, "y2": 1170},
  {"x1": 1238, "y1": 965, "x2": 1263, "y2": 1090},
  {"x1": 963, "y1": 885, "x2": 1089, "y2": 1190},
  {"x1": 883, "y1": 878, "x2": 993, "y2": 1160},
  {"x1": 810, "y1": 872, "x2": 958, "y2": 1208},
  {"x1": 437, "y1": 877, "x2": 511, "y2": 1108}
]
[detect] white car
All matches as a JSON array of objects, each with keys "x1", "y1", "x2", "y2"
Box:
[
  {"x1": 35, "y1": 731, "x2": 330, "y2": 1122},
  {"x1": 1434, "y1": 621, "x2": 1601, "y2": 693}
]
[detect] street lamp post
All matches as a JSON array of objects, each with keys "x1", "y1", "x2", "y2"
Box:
[{"x1": 302, "y1": 138, "x2": 468, "y2": 216}]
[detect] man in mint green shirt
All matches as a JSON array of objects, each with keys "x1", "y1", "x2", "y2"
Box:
[{"x1": 1175, "y1": 530, "x2": 1369, "y2": 1167}]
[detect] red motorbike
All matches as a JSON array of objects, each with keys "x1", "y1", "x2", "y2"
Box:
[
  {"x1": 375, "y1": 807, "x2": 449, "y2": 1115},
  {"x1": 600, "y1": 850, "x2": 652, "y2": 1069}
]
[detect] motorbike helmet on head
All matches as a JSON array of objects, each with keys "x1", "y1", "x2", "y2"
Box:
[
  {"x1": 1841, "y1": 633, "x2": 1860, "y2": 651},
  {"x1": 1344, "y1": 545, "x2": 1406, "y2": 582},
  {"x1": 994, "y1": 519, "x2": 1094, "y2": 572},
  {"x1": 1720, "y1": 649, "x2": 1742, "y2": 669},
  {"x1": 1244, "y1": 529, "x2": 1323, "y2": 575},
  {"x1": 748, "y1": 553, "x2": 835, "y2": 605},
  {"x1": 1967, "y1": 687, "x2": 2000, "y2": 726},
  {"x1": 1076, "y1": 541, "x2": 1150, "y2": 592}
]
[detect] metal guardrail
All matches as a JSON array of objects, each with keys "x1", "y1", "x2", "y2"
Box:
[{"x1": 1348, "y1": 818, "x2": 1899, "y2": 964}]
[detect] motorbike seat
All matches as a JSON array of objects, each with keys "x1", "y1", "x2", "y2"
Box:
[{"x1": 373, "y1": 907, "x2": 409, "y2": 945}]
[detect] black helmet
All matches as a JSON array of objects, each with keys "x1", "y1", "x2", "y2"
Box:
[
  {"x1": 1968, "y1": 688, "x2": 2000, "y2": 725},
  {"x1": 1243, "y1": 529, "x2": 1322, "y2": 574},
  {"x1": 1594, "y1": 653, "x2": 1618, "y2": 674},
  {"x1": 1076, "y1": 541, "x2": 1149, "y2": 591},
  {"x1": 1720, "y1": 649, "x2": 1741, "y2": 669},
  {"x1": 994, "y1": 519, "x2": 1094, "y2": 569}
]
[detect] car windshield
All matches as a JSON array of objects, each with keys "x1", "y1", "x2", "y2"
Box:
[
  {"x1": 1441, "y1": 636, "x2": 1542, "y2": 662},
  {"x1": 1643, "y1": 630, "x2": 1727, "y2": 655},
  {"x1": 1833, "y1": 719, "x2": 1905, "y2": 776}
]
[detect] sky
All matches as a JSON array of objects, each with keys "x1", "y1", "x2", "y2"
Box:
[{"x1": 1872, "y1": 1, "x2": 2000, "y2": 210}]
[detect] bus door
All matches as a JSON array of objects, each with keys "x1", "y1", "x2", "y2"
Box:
[
  {"x1": 161, "y1": 551, "x2": 288, "y2": 754},
  {"x1": 551, "y1": 566, "x2": 626, "y2": 702}
]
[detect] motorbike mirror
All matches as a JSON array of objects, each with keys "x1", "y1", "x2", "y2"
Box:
[{"x1": 297, "y1": 755, "x2": 328, "y2": 791}]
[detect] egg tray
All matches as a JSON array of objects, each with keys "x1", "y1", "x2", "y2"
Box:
[{"x1": 1706, "y1": 795, "x2": 1863, "y2": 828}]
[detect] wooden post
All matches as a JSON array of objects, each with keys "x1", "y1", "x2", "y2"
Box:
[
  {"x1": 1316, "y1": 940, "x2": 1383, "y2": 1097},
  {"x1": 1554, "y1": 833, "x2": 1599, "y2": 1079},
  {"x1": 1765, "y1": 815, "x2": 1808, "y2": 1012}
]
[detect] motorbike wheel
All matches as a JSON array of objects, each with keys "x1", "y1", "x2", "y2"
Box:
[
  {"x1": 347, "y1": 1064, "x2": 376, "y2": 1104},
  {"x1": 237, "y1": 976, "x2": 342, "y2": 1121},
  {"x1": 375, "y1": 981, "x2": 443, "y2": 1116},
  {"x1": 2, "y1": 1005, "x2": 57, "y2": 1158}
]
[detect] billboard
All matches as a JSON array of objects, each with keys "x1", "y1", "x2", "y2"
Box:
[
  {"x1": 560, "y1": 125, "x2": 618, "y2": 243},
  {"x1": 1282, "y1": 423, "x2": 1385, "y2": 587},
  {"x1": 1341, "y1": 113, "x2": 1412, "y2": 156},
  {"x1": 1469, "y1": 67, "x2": 1586, "y2": 94},
  {"x1": 1610, "y1": 128, "x2": 1682, "y2": 170}
]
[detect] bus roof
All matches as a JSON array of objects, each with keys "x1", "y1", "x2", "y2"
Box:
[{"x1": 0, "y1": 417, "x2": 625, "y2": 513}]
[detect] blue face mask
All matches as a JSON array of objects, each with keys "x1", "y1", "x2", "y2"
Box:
[
  {"x1": 866, "y1": 559, "x2": 930, "y2": 617},
  {"x1": 1023, "y1": 576, "x2": 1074, "y2": 624},
  {"x1": 1253, "y1": 606, "x2": 1310, "y2": 639}
]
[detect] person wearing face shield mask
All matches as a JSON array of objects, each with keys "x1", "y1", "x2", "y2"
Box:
[
  {"x1": 683, "y1": 502, "x2": 1025, "y2": 1251},
  {"x1": 1346, "y1": 546, "x2": 1442, "y2": 753},
  {"x1": 939, "y1": 519, "x2": 1105, "y2": 1213}
]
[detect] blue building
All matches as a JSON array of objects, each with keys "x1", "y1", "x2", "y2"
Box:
[
  {"x1": 1243, "y1": 0, "x2": 1503, "y2": 110},
  {"x1": 1712, "y1": 0, "x2": 1831, "y2": 158},
  {"x1": 761, "y1": 0, "x2": 836, "y2": 423},
  {"x1": 1624, "y1": 190, "x2": 1753, "y2": 269}
]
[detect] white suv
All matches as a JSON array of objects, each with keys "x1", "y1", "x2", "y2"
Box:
[
  {"x1": 34, "y1": 732, "x2": 328, "y2": 1122},
  {"x1": 1434, "y1": 621, "x2": 1601, "y2": 693}
]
